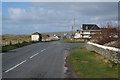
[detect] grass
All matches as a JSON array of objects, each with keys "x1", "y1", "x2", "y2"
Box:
[
  {"x1": 62, "y1": 40, "x2": 85, "y2": 43},
  {"x1": 2, "y1": 34, "x2": 31, "y2": 41},
  {"x1": 68, "y1": 46, "x2": 119, "y2": 78},
  {"x1": 2, "y1": 39, "x2": 60, "y2": 52},
  {"x1": 72, "y1": 46, "x2": 84, "y2": 49},
  {"x1": 2, "y1": 41, "x2": 39, "y2": 52}
]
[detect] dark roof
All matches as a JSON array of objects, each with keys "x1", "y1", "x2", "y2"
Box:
[
  {"x1": 82, "y1": 24, "x2": 100, "y2": 30},
  {"x1": 32, "y1": 32, "x2": 41, "y2": 35}
]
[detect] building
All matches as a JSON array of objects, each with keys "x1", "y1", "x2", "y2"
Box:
[
  {"x1": 80, "y1": 24, "x2": 101, "y2": 40},
  {"x1": 50, "y1": 34, "x2": 60, "y2": 39},
  {"x1": 74, "y1": 30, "x2": 82, "y2": 39},
  {"x1": 31, "y1": 32, "x2": 42, "y2": 41}
]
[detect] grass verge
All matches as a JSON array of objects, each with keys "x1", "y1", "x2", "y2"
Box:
[
  {"x1": 2, "y1": 41, "x2": 39, "y2": 52},
  {"x1": 2, "y1": 39, "x2": 60, "y2": 52},
  {"x1": 62, "y1": 40, "x2": 85, "y2": 43},
  {"x1": 68, "y1": 46, "x2": 119, "y2": 78}
]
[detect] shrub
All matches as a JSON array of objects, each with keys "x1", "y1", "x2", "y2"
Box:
[{"x1": 95, "y1": 22, "x2": 119, "y2": 45}]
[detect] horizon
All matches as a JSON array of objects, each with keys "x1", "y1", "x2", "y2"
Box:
[{"x1": 2, "y1": 31, "x2": 72, "y2": 35}]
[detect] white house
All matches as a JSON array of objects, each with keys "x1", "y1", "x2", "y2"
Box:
[
  {"x1": 74, "y1": 32, "x2": 82, "y2": 39},
  {"x1": 80, "y1": 24, "x2": 101, "y2": 40},
  {"x1": 31, "y1": 32, "x2": 42, "y2": 41},
  {"x1": 73, "y1": 24, "x2": 101, "y2": 40},
  {"x1": 50, "y1": 34, "x2": 59, "y2": 39}
]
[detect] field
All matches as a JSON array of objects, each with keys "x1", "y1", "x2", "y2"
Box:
[
  {"x1": 1, "y1": 34, "x2": 54, "y2": 46},
  {"x1": 2, "y1": 41, "x2": 40, "y2": 52},
  {"x1": 2, "y1": 34, "x2": 31, "y2": 46},
  {"x1": 62, "y1": 40, "x2": 85, "y2": 43},
  {"x1": 1, "y1": 34, "x2": 60, "y2": 52},
  {"x1": 68, "y1": 46, "x2": 119, "y2": 78}
]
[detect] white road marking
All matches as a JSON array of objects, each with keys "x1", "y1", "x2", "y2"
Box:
[
  {"x1": 30, "y1": 53, "x2": 39, "y2": 59},
  {"x1": 41, "y1": 50, "x2": 44, "y2": 52},
  {"x1": 5, "y1": 60, "x2": 26, "y2": 73},
  {"x1": 41, "y1": 49, "x2": 46, "y2": 52},
  {"x1": 4, "y1": 47, "x2": 51, "y2": 73},
  {"x1": 30, "y1": 48, "x2": 47, "y2": 59}
]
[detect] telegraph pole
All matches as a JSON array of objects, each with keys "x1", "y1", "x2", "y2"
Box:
[
  {"x1": 73, "y1": 18, "x2": 75, "y2": 34},
  {"x1": 72, "y1": 18, "x2": 75, "y2": 34},
  {"x1": 72, "y1": 26, "x2": 73, "y2": 35},
  {"x1": 71, "y1": 18, "x2": 75, "y2": 39}
]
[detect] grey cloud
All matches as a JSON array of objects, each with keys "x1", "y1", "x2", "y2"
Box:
[
  {"x1": 2, "y1": 0, "x2": 120, "y2": 2},
  {"x1": 2, "y1": 2, "x2": 118, "y2": 34}
]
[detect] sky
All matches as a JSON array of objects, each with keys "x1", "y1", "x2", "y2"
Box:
[
  {"x1": 2, "y1": 0, "x2": 120, "y2": 2},
  {"x1": 0, "y1": 2, "x2": 2, "y2": 35},
  {"x1": 2, "y1": 2, "x2": 119, "y2": 35}
]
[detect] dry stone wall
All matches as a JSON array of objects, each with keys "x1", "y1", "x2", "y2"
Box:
[{"x1": 87, "y1": 42, "x2": 120, "y2": 64}]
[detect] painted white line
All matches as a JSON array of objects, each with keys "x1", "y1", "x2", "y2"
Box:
[
  {"x1": 42, "y1": 49, "x2": 46, "y2": 51},
  {"x1": 30, "y1": 53, "x2": 39, "y2": 59},
  {"x1": 41, "y1": 49, "x2": 46, "y2": 52},
  {"x1": 30, "y1": 48, "x2": 47, "y2": 59},
  {"x1": 41, "y1": 50, "x2": 44, "y2": 52},
  {"x1": 5, "y1": 60, "x2": 26, "y2": 73}
]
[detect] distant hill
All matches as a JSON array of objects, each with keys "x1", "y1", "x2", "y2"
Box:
[
  {"x1": 2, "y1": 34, "x2": 31, "y2": 41},
  {"x1": 42, "y1": 31, "x2": 73, "y2": 37},
  {"x1": 1, "y1": 31, "x2": 73, "y2": 41}
]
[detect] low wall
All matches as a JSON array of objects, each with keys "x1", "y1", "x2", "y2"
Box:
[{"x1": 87, "y1": 42, "x2": 120, "y2": 64}]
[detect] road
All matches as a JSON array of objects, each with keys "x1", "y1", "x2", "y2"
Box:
[{"x1": 2, "y1": 40, "x2": 85, "y2": 78}]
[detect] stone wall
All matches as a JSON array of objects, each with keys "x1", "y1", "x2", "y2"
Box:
[{"x1": 87, "y1": 42, "x2": 120, "y2": 64}]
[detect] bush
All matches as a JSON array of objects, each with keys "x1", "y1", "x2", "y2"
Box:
[{"x1": 94, "y1": 23, "x2": 119, "y2": 45}]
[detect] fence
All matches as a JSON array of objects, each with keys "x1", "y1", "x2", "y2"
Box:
[{"x1": 87, "y1": 42, "x2": 120, "y2": 64}]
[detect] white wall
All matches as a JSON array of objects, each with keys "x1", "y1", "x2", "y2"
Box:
[
  {"x1": 87, "y1": 42, "x2": 120, "y2": 63},
  {"x1": 82, "y1": 31, "x2": 91, "y2": 34},
  {"x1": 87, "y1": 42, "x2": 120, "y2": 52},
  {"x1": 74, "y1": 33, "x2": 82, "y2": 38},
  {"x1": 31, "y1": 35, "x2": 40, "y2": 41},
  {"x1": 83, "y1": 35, "x2": 91, "y2": 38}
]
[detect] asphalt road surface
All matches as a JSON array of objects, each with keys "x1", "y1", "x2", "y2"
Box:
[{"x1": 2, "y1": 40, "x2": 85, "y2": 78}]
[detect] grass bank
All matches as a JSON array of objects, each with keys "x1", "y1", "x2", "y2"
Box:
[
  {"x1": 2, "y1": 39, "x2": 60, "y2": 52},
  {"x1": 2, "y1": 41, "x2": 39, "y2": 52},
  {"x1": 62, "y1": 40, "x2": 85, "y2": 43},
  {"x1": 68, "y1": 46, "x2": 119, "y2": 78}
]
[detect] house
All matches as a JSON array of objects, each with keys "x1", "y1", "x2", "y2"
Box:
[
  {"x1": 74, "y1": 30, "x2": 82, "y2": 39},
  {"x1": 31, "y1": 32, "x2": 42, "y2": 41},
  {"x1": 50, "y1": 34, "x2": 60, "y2": 39},
  {"x1": 80, "y1": 24, "x2": 101, "y2": 40}
]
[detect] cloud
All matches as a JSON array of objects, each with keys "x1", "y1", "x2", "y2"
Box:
[
  {"x1": 2, "y1": 2, "x2": 118, "y2": 34},
  {"x1": 2, "y1": 0, "x2": 120, "y2": 2},
  {"x1": 0, "y1": 2, "x2": 2, "y2": 35},
  {"x1": 8, "y1": 8, "x2": 28, "y2": 20}
]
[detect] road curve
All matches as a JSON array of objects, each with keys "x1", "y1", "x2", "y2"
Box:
[{"x1": 2, "y1": 40, "x2": 84, "y2": 78}]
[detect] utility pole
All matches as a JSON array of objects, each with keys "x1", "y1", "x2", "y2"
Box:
[
  {"x1": 71, "y1": 18, "x2": 75, "y2": 39},
  {"x1": 73, "y1": 18, "x2": 75, "y2": 33},
  {"x1": 73, "y1": 18, "x2": 76, "y2": 34},
  {"x1": 72, "y1": 26, "x2": 73, "y2": 35}
]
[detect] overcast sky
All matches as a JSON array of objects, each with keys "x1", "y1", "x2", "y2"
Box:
[{"x1": 2, "y1": 2, "x2": 118, "y2": 34}]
